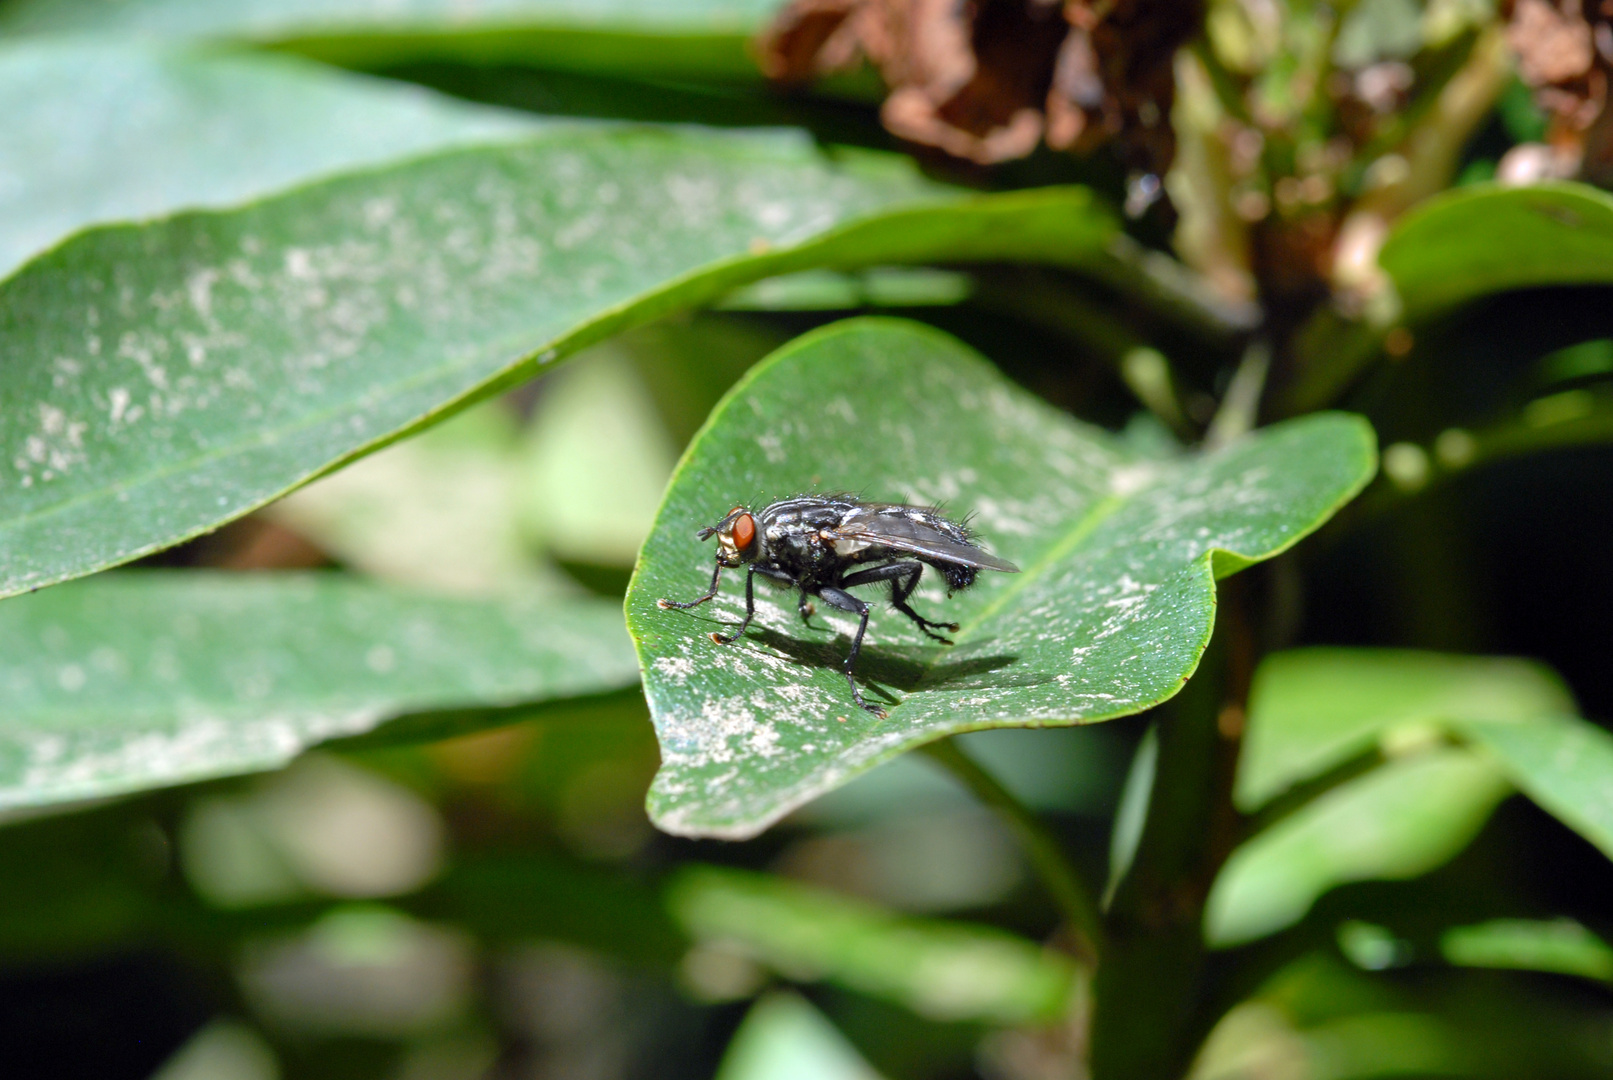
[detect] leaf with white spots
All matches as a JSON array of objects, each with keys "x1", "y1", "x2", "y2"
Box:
[
  {"x1": 0, "y1": 42, "x2": 544, "y2": 281},
  {"x1": 1458, "y1": 714, "x2": 1613, "y2": 862},
  {"x1": 0, "y1": 571, "x2": 638, "y2": 811},
  {"x1": 627, "y1": 319, "x2": 1377, "y2": 838},
  {"x1": 0, "y1": 127, "x2": 1119, "y2": 599}
]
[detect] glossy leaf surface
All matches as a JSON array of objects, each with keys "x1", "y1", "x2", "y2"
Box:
[
  {"x1": 0, "y1": 129, "x2": 1115, "y2": 599},
  {"x1": 1380, "y1": 183, "x2": 1613, "y2": 319},
  {"x1": 629, "y1": 319, "x2": 1376, "y2": 837},
  {"x1": 0, "y1": 43, "x2": 538, "y2": 279},
  {"x1": 0, "y1": 572, "x2": 637, "y2": 810}
]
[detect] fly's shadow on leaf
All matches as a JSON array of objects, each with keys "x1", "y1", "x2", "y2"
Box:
[
  {"x1": 628, "y1": 318, "x2": 1377, "y2": 839},
  {"x1": 743, "y1": 625, "x2": 1023, "y2": 701}
]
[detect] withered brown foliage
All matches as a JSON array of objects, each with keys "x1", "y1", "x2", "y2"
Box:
[
  {"x1": 1504, "y1": 0, "x2": 1613, "y2": 184},
  {"x1": 757, "y1": 0, "x2": 1203, "y2": 173}
]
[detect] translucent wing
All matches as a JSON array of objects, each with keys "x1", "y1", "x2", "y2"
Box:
[{"x1": 831, "y1": 505, "x2": 1020, "y2": 572}]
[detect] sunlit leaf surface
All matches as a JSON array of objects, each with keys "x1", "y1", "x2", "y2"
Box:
[
  {"x1": 0, "y1": 42, "x2": 540, "y2": 279},
  {"x1": 629, "y1": 319, "x2": 1376, "y2": 837},
  {"x1": 0, "y1": 572, "x2": 637, "y2": 810},
  {"x1": 0, "y1": 128, "x2": 1115, "y2": 599}
]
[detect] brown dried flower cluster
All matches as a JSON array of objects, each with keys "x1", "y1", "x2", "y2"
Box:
[
  {"x1": 1503, "y1": 0, "x2": 1613, "y2": 184},
  {"x1": 756, "y1": 0, "x2": 1203, "y2": 173}
]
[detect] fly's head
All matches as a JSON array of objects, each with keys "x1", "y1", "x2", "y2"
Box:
[{"x1": 698, "y1": 505, "x2": 760, "y2": 567}]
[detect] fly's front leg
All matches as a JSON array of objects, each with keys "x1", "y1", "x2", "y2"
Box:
[
  {"x1": 797, "y1": 590, "x2": 817, "y2": 625},
  {"x1": 710, "y1": 566, "x2": 758, "y2": 645},
  {"x1": 657, "y1": 560, "x2": 723, "y2": 611},
  {"x1": 841, "y1": 562, "x2": 959, "y2": 643},
  {"x1": 818, "y1": 585, "x2": 883, "y2": 716}
]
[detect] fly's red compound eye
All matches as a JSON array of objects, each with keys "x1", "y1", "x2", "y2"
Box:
[{"x1": 731, "y1": 513, "x2": 756, "y2": 550}]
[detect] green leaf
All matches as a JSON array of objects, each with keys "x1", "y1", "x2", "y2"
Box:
[
  {"x1": 717, "y1": 994, "x2": 887, "y2": 1080},
  {"x1": 1441, "y1": 919, "x2": 1613, "y2": 983},
  {"x1": 0, "y1": 129, "x2": 1118, "y2": 600},
  {"x1": 1206, "y1": 749, "x2": 1510, "y2": 946},
  {"x1": 0, "y1": 42, "x2": 540, "y2": 279},
  {"x1": 1457, "y1": 714, "x2": 1613, "y2": 861},
  {"x1": 629, "y1": 319, "x2": 1376, "y2": 838},
  {"x1": 0, "y1": 572, "x2": 637, "y2": 810},
  {"x1": 0, "y1": 0, "x2": 780, "y2": 81},
  {"x1": 667, "y1": 865, "x2": 1076, "y2": 1025},
  {"x1": 1379, "y1": 183, "x2": 1613, "y2": 320},
  {"x1": 1238, "y1": 649, "x2": 1574, "y2": 811}
]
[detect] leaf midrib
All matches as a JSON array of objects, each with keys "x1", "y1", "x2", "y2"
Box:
[{"x1": 881, "y1": 479, "x2": 1142, "y2": 720}]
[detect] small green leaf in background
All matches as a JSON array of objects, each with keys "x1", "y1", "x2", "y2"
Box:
[
  {"x1": 667, "y1": 865, "x2": 1076, "y2": 1025},
  {"x1": 0, "y1": 43, "x2": 541, "y2": 278},
  {"x1": 0, "y1": 572, "x2": 637, "y2": 811},
  {"x1": 1207, "y1": 749, "x2": 1510, "y2": 946},
  {"x1": 1442, "y1": 919, "x2": 1613, "y2": 983},
  {"x1": 717, "y1": 993, "x2": 886, "y2": 1080},
  {"x1": 0, "y1": 127, "x2": 1115, "y2": 600},
  {"x1": 1237, "y1": 648, "x2": 1574, "y2": 811},
  {"x1": 1458, "y1": 714, "x2": 1613, "y2": 861},
  {"x1": 629, "y1": 318, "x2": 1375, "y2": 838},
  {"x1": 1214, "y1": 648, "x2": 1577, "y2": 946},
  {"x1": 1380, "y1": 183, "x2": 1613, "y2": 320}
]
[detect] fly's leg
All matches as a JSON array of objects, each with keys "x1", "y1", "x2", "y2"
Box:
[
  {"x1": 841, "y1": 562, "x2": 959, "y2": 644},
  {"x1": 657, "y1": 560, "x2": 723, "y2": 610},
  {"x1": 797, "y1": 590, "x2": 817, "y2": 625},
  {"x1": 818, "y1": 585, "x2": 884, "y2": 716},
  {"x1": 710, "y1": 566, "x2": 757, "y2": 645}
]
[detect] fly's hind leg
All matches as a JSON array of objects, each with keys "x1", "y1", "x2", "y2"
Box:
[
  {"x1": 818, "y1": 585, "x2": 884, "y2": 717},
  {"x1": 840, "y1": 562, "x2": 958, "y2": 644}
]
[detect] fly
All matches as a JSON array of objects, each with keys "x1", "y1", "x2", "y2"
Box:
[{"x1": 657, "y1": 495, "x2": 1020, "y2": 716}]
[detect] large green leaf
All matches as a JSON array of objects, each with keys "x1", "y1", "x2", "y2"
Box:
[
  {"x1": 628, "y1": 319, "x2": 1376, "y2": 838},
  {"x1": 1379, "y1": 183, "x2": 1613, "y2": 319},
  {"x1": 0, "y1": 42, "x2": 541, "y2": 280},
  {"x1": 1238, "y1": 649, "x2": 1574, "y2": 811},
  {"x1": 667, "y1": 865, "x2": 1076, "y2": 1025},
  {"x1": 0, "y1": 572, "x2": 637, "y2": 811},
  {"x1": 1458, "y1": 714, "x2": 1613, "y2": 861},
  {"x1": 0, "y1": 0, "x2": 779, "y2": 81},
  {"x1": 0, "y1": 129, "x2": 1118, "y2": 600}
]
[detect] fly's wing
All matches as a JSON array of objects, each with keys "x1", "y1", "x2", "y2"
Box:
[{"x1": 831, "y1": 508, "x2": 1020, "y2": 572}]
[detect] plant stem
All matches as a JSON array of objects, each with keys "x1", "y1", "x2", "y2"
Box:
[{"x1": 920, "y1": 738, "x2": 1104, "y2": 966}]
